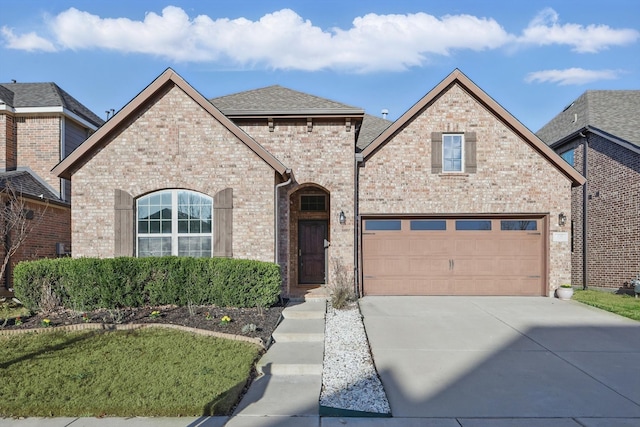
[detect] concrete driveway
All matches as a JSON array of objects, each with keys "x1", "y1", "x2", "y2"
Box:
[{"x1": 359, "y1": 296, "x2": 640, "y2": 425}]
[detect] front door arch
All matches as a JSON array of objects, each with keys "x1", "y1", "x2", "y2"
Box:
[{"x1": 290, "y1": 185, "x2": 330, "y2": 287}]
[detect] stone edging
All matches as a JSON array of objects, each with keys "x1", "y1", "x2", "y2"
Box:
[{"x1": 0, "y1": 322, "x2": 265, "y2": 349}]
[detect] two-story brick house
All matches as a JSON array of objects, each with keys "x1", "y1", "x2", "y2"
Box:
[
  {"x1": 53, "y1": 68, "x2": 583, "y2": 298},
  {"x1": 537, "y1": 90, "x2": 640, "y2": 289},
  {"x1": 0, "y1": 82, "x2": 103, "y2": 294}
]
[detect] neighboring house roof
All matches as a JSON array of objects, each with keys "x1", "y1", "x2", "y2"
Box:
[
  {"x1": 0, "y1": 170, "x2": 61, "y2": 202},
  {"x1": 0, "y1": 82, "x2": 104, "y2": 128},
  {"x1": 210, "y1": 85, "x2": 364, "y2": 117},
  {"x1": 361, "y1": 69, "x2": 585, "y2": 187},
  {"x1": 52, "y1": 68, "x2": 290, "y2": 180},
  {"x1": 357, "y1": 114, "x2": 393, "y2": 151},
  {"x1": 536, "y1": 90, "x2": 640, "y2": 151}
]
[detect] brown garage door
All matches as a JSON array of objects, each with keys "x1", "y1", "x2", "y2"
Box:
[{"x1": 362, "y1": 218, "x2": 545, "y2": 296}]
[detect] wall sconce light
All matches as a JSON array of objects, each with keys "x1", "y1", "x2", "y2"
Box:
[
  {"x1": 339, "y1": 210, "x2": 346, "y2": 225},
  {"x1": 558, "y1": 212, "x2": 567, "y2": 227}
]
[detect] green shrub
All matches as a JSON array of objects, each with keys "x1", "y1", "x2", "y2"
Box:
[{"x1": 13, "y1": 257, "x2": 281, "y2": 312}]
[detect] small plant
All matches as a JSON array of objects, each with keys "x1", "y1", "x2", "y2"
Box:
[
  {"x1": 186, "y1": 300, "x2": 196, "y2": 317},
  {"x1": 41, "y1": 318, "x2": 51, "y2": 327},
  {"x1": 220, "y1": 315, "x2": 231, "y2": 325},
  {"x1": 560, "y1": 284, "x2": 573, "y2": 288},
  {"x1": 81, "y1": 313, "x2": 90, "y2": 323},
  {"x1": 150, "y1": 310, "x2": 161, "y2": 319},
  {"x1": 205, "y1": 312, "x2": 213, "y2": 321},
  {"x1": 241, "y1": 323, "x2": 257, "y2": 334},
  {"x1": 328, "y1": 258, "x2": 355, "y2": 309},
  {"x1": 14, "y1": 316, "x2": 22, "y2": 326}
]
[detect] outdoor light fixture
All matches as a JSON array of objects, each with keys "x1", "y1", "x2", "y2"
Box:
[
  {"x1": 558, "y1": 212, "x2": 567, "y2": 227},
  {"x1": 339, "y1": 210, "x2": 346, "y2": 225}
]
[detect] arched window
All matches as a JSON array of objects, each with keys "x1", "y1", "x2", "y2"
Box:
[{"x1": 136, "y1": 190, "x2": 212, "y2": 257}]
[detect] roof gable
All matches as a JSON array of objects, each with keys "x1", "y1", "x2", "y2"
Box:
[
  {"x1": 210, "y1": 85, "x2": 364, "y2": 117},
  {"x1": 52, "y1": 68, "x2": 289, "y2": 180},
  {"x1": 0, "y1": 82, "x2": 104, "y2": 127},
  {"x1": 362, "y1": 69, "x2": 585, "y2": 187}
]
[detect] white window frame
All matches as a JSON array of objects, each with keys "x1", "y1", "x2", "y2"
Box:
[
  {"x1": 442, "y1": 133, "x2": 465, "y2": 173},
  {"x1": 136, "y1": 189, "x2": 213, "y2": 258}
]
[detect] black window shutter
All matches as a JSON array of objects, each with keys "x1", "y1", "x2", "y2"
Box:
[
  {"x1": 213, "y1": 188, "x2": 233, "y2": 257},
  {"x1": 114, "y1": 189, "x2": 134, "y2": 256},
  {"x1": 431, "y1": 132, "x2": 442, "y2": 173},
  {"x1": 465, "y1": 132, "x2": 477, "y2": 173}
]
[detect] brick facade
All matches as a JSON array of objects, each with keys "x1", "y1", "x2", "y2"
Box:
[
  {"x1": 566, "y1": 134, "x2": 640, "y2": 288},
  {"x1": 71, "y1": 85, "x2": 278, "y2": 262},
  {"x1": 57, "y1": 69, "x2": 579, "y2": 298},
  {"x1": 359, "y1": 83, "x2": 574, "y2": 294},
  {"x1": 234, "y1": 119, "x2": 356, "y2": 294}
]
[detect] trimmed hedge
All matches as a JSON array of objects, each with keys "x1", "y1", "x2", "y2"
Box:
[{"x1": 13, "y1": 257, "x2": 281, "y2": 312}]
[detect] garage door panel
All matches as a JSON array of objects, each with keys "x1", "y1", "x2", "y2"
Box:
[{"x1": 362, "y1": 217, "x2": 545, "y2": 296}]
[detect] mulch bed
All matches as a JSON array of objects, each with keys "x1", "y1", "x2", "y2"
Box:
[{"x1": 2, "y1": 302, "x2": 286, "y2": 345}]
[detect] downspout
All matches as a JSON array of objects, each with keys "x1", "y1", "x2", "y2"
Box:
[
  {"x1": 274, "y1": 169, "x2": 293, "y2": 266},
  {"x1": 581, "y1": 131, "x2": 588, "y2": 290},
  {"x1": 354, "y1": 153, "x2": 363, "y2": 298}
]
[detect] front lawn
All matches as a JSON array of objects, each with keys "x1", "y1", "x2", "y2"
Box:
[
  {"x1": 0, "y1": 328, "x2": 261, "y2": 417},
  {"x1": 573, "y1": 289, "x2": 640, "y2": 321}
]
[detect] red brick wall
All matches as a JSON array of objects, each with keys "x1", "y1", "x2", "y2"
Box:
[
  {"x1": 16, "y1": 115, "x2": 61, "y2": 193},
  {"x1": 0, "y1": 114, "x2": 17, "y2": 170},
  {"x1": 1, "y1": 199, "x2": 70, "y2": 289},
  {"x1": 568, "y1": 134, "x2": 640, "y2": 288}
]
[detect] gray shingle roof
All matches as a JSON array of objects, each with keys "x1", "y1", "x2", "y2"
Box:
[
  {"x1": 0, "y1": 170, "x2": 60, "y2": 202},
  {"x1": 0, "y1": 82, "x2": 104, "y2": 128},
  {"x1": 357, "y1": 114, "x2": 393, "y2": 151},
  {"x1": 210, "y1": 85, "x2": 364, "y2": 116},
  {"x1": 537, "y1": 90, "x2": 640, "y2": 147}
]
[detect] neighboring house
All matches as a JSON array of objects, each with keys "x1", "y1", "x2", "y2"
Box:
[
  {"x1": 537, "y1": 90, "x2": 640, "y2": 289},
  {"x1": 52, "y1": 68, "x2": 583, "y2": 298},
  {"x1": 0, "y1": 82, "x2": 103, "y2": 294}
]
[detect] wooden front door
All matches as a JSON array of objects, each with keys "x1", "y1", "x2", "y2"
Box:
[{"x1": 298, "y1": 220, "x2": 327, "y2": 284}]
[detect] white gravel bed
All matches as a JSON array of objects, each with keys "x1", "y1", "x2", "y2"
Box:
[{"x1": 320, "y1": 302, "x2": 391, "y2": 414}]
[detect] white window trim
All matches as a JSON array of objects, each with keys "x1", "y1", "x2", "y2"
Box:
[
  {"x1": 136, "y1": 190, "x2": 213, "y2": 257},
  {"x1": 442, "y1": 133, "x2": 465, "y2": 173}
]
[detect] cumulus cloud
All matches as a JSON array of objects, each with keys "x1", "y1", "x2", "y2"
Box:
[
  {"x1": 1, "y1": 6, "x2": 511, "y2": 71},
  {"x1": 1, "y1": 6, "x2": 637, "y2": 72},
  {"x1": 519, "y1": 8, "x2": 639, "y2": 53},
  {"x1": 1, "y1": 26, "x2": 56, "y2": 52},
  {"x1": 525, "y1": 68, "x2": 621, "y2": 85}
]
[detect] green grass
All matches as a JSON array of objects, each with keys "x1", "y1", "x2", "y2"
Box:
[
  {"x1": 0, "y1": 328, "x2": 262, "y2": 417},
  {"x1": 573, "y1": 289, "x2": 640, "y2": 321}
]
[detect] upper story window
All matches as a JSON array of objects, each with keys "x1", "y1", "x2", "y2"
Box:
[
  {"x1": 560, "y1": 149, "x2": 575, "y2": 166},
  {"x1": 137, "y1": 190, "x2": 213, "y2": 258},
  {"x1": 431, "y1": 132, "x2": 476, "y2": 174},
  {"x1": 443, "y1": 134, "x2": 464, "y2": 172}
]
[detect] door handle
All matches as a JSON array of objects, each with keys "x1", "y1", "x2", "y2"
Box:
[{"x1": 299, "y1": 249, "x2": 302, "y2": 257}]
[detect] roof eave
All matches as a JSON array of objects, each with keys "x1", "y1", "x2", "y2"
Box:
[
  {"x1": 221, "y1": 109, "x2": 365, "y2": 118},
  {"x1": 551, "y1": 126, "x2": 640, "y2": 156}
]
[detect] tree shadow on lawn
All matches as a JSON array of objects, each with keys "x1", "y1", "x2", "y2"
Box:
[{"x1": 0, "y1": 330, "x2": 97, "y2": 370}]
